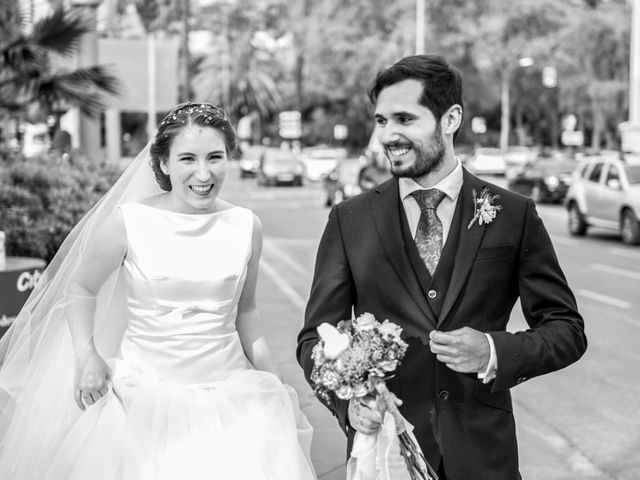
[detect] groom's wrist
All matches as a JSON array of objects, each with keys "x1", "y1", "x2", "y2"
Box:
[{"x1": 477, "y1": 333, "x2": 497, "y2": 383}]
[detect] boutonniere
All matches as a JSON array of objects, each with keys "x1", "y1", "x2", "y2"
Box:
[{"x1": 467, "y1": 187, "x2": 502, "y2": 230}]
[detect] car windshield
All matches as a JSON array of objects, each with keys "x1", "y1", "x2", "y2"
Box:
[
  {"x1": 265, "y1": 154, "x2": 297, "y2": 166},
  {"x1": 476, "y1": 148, "x2": 501, "y2": 156},
  {"x1": 307, "y1": 149, "x2": 347, "y2": 160},
  {"x1": 532, "y1": 159, "x2": 576, "y2": 173},
  {"x1": 625, "y1": 165, "x2": 640, "y2": 184}
]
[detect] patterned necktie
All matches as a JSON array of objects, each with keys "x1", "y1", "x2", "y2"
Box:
[{"x1": 411, "y1": 189, "x2": 447, "y2": 275}]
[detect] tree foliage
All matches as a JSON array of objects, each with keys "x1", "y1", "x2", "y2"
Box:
[
  {"x1": 130, "y1": 0, "x2": 633, "y2": 151},
  {"x1": 0, "y1": 1, "x2": 120, "y2": 122}
]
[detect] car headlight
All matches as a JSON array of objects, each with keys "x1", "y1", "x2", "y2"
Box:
[{"x1": 544, "y1": 176, "x2": 560, "y2": 188}]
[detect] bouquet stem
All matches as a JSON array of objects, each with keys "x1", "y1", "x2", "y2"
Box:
[{"x1": 374, "y1": 380, "x2": 439, "y2": 480}]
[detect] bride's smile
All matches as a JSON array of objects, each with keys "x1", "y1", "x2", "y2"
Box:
[{"x1": 163, "y1": 125, "x2": 228, "y2": 214}]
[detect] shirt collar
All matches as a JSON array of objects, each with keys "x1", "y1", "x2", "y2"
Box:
[{"x1": 399, "y1": 158, "x2": 464, "y2": 202}]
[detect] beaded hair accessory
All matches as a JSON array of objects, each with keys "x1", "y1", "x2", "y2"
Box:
[{"x1": 159, "y1": 102, "x2": 230, "y2": 128}]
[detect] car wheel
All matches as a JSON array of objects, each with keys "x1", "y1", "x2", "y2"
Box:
[
  {"x1": 568, "y1": 202, "x2": 588, "y2": 236},
  {"x1": 620, "y1": 209, "x2": 640, "y2": 245}
]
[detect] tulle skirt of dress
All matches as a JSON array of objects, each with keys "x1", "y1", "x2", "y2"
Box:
[{"x1": 0, "y1": 350, "x2": 316, "y2": 480}]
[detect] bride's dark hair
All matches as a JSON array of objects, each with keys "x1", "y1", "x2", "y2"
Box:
[{"x1": 150, "y1": 102, "x2": 236, "y2": 191}]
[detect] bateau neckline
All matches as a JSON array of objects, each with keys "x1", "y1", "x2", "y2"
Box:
[{"x1": 131, "y1": 202, "x2": 239, "y2": 217}]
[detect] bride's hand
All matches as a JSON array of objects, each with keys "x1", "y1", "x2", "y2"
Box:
[{"x1": 74, "y1": 349, "x2": 111, "y2": 410}]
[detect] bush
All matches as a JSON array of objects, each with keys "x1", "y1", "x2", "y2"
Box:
[{"x1": 0, "y1": 156, "x2": 121, "y2": 262}]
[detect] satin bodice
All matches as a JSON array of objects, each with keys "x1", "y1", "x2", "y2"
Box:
[{"x1": 118, "y1": 203, "x2": 254, "y2": 384}]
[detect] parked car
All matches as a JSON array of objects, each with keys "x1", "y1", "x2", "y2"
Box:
[
  {"x1": 504, "y1": 146, "x2": 537, "y2": 179},
  {"x1": 238, "y1": 146, "x2": 263, "y2": 178},
  {"x1": 357, "y1": 152, "x2": 392, "y2": 193},
  {"x1": 257, "y1": 149, "x2": 304, "y2": 186},
  {"x1": 301, "y1": 147, "x2": 347, "y2": 181},
  {"x1": 564, "y1": 153, "x2": 640, "y2": 244},
  {"x1": 504, "y1": 146, "x2": 537, "y2": 168},
  {"x1": 323, "y1": 158, "x2": 364, "y2": 207},
  {"x1": 466, "y1": 147, "x2": 507, "y2": 176},
  {"x1": 507, "y1": 153, "x2": 577, "y2": 203}
]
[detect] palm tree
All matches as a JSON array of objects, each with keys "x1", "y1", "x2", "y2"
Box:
[{"x1": 0, "y1": 1, "x2": 120, "y2": 135}]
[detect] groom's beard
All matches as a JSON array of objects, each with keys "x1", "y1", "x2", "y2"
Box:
[{"x1": 389, "y1": 124, "x2": 446, "y2": 179}]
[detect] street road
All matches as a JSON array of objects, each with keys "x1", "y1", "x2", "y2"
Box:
[{"x1": 223, "y1": 166, "x2": 640, "y2": 480}]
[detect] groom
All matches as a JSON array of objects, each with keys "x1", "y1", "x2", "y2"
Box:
[{"x1": 297, "y1": 55, "x2": 587, "y2": 480}]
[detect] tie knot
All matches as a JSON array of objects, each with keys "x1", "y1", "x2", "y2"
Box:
[{"x1": 411, "y1": 188, "x2": 446, "y2": 211}]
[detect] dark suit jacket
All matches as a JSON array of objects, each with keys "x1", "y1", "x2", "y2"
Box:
[{"x1": 296, "y1": 169, "x2": 587, "y2": 480}]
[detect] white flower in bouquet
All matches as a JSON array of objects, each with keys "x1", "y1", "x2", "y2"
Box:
[
  {"x1": 380, "y1": 360, "x2": 398, "y2": 372},
  {"x1": 380, "y1": 319, "x2": 403, "y2": 340},
  {"x1": 336, "y1": 385, "x2": 354, "y2": 399},
  {"x1": 317, "y1": 322, "x2": 350, "y2": 359},
  {"x1": 354, "y1": 312, "x2": 377, "y2": 331}
]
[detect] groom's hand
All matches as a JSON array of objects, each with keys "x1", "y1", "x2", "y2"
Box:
[
  {"x1": 348, "y1": 394, "x2": 384, "y2": 435},
  {"x1": 429, "y1": 327, "x2": 489, "y2": 373}
]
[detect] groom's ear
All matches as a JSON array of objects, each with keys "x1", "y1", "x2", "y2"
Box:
[{"x1": 442, "y1": 104, "x2": 463, "y2": 136}]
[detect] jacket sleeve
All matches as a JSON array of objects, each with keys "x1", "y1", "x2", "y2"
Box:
[
  {"x1": 490, "y1": 199, "x2": 587, "y2": 391},
  {"x1": 296, "y1": 205, "x2": 355, "y2": 434}
]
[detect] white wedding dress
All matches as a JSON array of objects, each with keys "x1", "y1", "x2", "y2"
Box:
[{"x1": 0, "y1": 203, "x2": 316, "y2": 479}]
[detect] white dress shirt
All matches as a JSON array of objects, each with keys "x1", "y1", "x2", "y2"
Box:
[{"x1": 398, "y1": 160, "x2": 497, "y2": 383}]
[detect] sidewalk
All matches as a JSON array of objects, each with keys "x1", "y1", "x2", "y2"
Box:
[{"x1": 257, "y1": 260, "x2": 347, "y2": 480}]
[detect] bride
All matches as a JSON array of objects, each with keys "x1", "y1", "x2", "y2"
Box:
[{"x1": 0, "y1": 102, "x2": 317, "y2": 479}]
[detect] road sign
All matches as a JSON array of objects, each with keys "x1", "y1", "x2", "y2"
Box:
[
  {"x1": 279, "y1": 111, "x2": 301, "y2": 139},
  {"x1": 471, "y1": 116, "x2": 487, "y2": 134},
  {"x1": 333, "y1": 124, "x2": 348, "y2": 140},
  {"x1": 543, "y1": 66, "x2": 557, "y2": 88}
]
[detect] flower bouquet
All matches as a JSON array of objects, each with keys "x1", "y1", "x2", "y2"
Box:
[{"x1": 311, "y1": 313, "x2": 438, "y2": 480}]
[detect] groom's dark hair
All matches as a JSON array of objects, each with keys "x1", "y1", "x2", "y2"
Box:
[{"x1": 368, "y1": 55, "x2": 464, "y2": 140}]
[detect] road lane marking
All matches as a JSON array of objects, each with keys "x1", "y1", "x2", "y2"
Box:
[
  {"x1": 576, "y1": 289, "x2": 631, "y2": 309},
  {"x1": 263, "y1": 240, "x2": 310, "y2": 278},
  {"x1": 515, "y1": 399, "x2": 607, "y2": 478},
  {"x1": 537, "y1": 205, "x2": 567, "y2": 220},
  {"x1": 610, "y1": 247, "x2": 640, "y2": 260},
  {"x1": 550, "y1": 236, "x2": 581, "y2": 248},
  {"x1": 267, "y1": 237, "x2": 319, "y2": 247},
  {"x1": 589, "y1": 263, "x2": 640, "y2": 280},
  {"x1": 260, "y1": 257, "x2": 307, "y2": 310}
]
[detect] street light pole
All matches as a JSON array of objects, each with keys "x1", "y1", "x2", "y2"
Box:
[
  {"x1": 499, "y1": 57, "x2": 533, "y2": 153},
  {"x1": 415, "y1": 0, "x2": 425, "y2": 54},
  {"x1": 620, "y1": 0, "x2": 640, "y2": 153},
  {"x1": 72, "y1": 0, "x2": 103, "y2": 161}
]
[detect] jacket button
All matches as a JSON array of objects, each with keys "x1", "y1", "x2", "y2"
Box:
[
  {"x1": 439, "y1": 390, "x2": 449, "y2": 400},
  {"x1": 428, "y1": 289, "x2": 437, "y2": 299}
]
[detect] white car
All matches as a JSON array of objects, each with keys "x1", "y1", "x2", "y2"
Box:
[
  {"x1": 301, "y1": 147, "x2": 347, "y2": 181},
  {"x1": 468, "y1": 148, "x2": 507, "y2": 176},
  {"x1": 564, "y1": 153, "x2": 640, "y2": 244}
]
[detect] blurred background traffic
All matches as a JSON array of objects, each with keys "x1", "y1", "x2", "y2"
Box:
[{"x1": 2, "y1": 0, "x2": 640, "y2": 262}]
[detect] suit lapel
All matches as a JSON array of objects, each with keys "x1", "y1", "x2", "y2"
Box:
[
  {"x1": 439, "y1": 170, "x2": 488, "y2": 325},
  {"x1": 370, "y1": 178, "x2": 437, "y2": 328}
]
